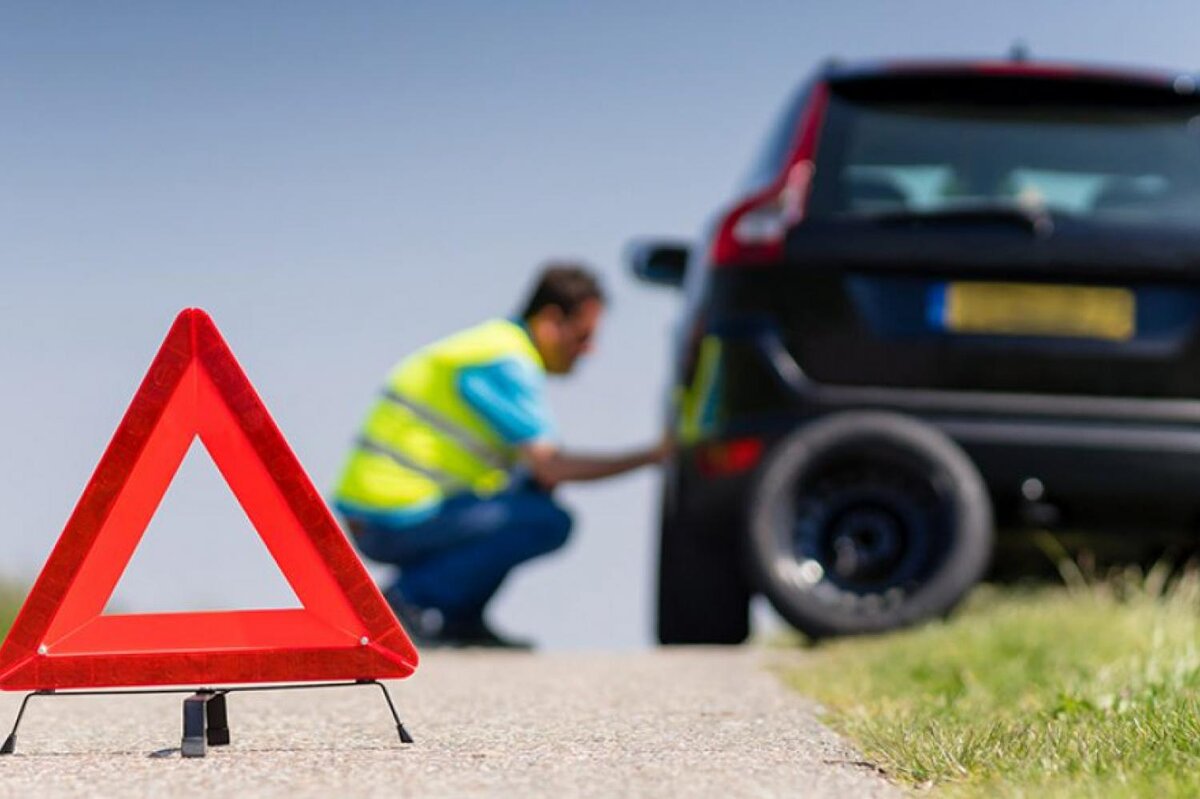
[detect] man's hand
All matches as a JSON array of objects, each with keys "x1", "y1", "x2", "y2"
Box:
[{"x1": 651, "y1": 432, "x2": 676, "y2": 465}]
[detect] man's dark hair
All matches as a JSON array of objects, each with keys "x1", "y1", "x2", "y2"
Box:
[{"x1": 518, "y1": 263, "x2": 606, "y2": 320}]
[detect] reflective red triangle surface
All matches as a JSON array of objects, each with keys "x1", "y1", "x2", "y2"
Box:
[{"x1": 0, "y1": 309, "x2": 418, "y2": 689}]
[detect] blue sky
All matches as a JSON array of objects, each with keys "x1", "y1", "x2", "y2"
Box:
[{"x1": 2, "y1": 2, "x2": 1198, "y2": 648}]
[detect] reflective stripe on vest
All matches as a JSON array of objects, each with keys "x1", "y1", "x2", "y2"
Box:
[
  {"x1": 333, "y1": 318, "x2": 545, "y2": 513},
  {"x1": 354, "y1": 436, "x2": 468, "y2": 491},
  {"x1": 380, "y1": 387, "x2": 509, "y2": 471}
]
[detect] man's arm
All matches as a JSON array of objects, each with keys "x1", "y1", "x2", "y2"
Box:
[
  {"x1": 520, "y1": 438, "x2": 670, "y2": 488},
  {"x1": 457, "y1": 355, "x2": 671, "y2": 486}
]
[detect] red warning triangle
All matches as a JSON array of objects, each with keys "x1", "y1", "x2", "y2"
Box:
[{"x1": 0, "y1": 309, "x2": 418, "y2": 690}]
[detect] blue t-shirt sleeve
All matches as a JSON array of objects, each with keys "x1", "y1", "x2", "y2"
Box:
[{"x1": 457, "y1": 357, "x2": 556, "y2": 445}]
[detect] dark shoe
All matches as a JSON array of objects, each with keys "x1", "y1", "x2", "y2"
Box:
[
  {"x1": 387, "y1": 599, "x2": 444, "y2": 646},
  {"x1": 438, "y1": 618, "x2": 535, "y2": 650},
  {"x1": 389, "y1": 599, "x2": 534, "y2": 650}
]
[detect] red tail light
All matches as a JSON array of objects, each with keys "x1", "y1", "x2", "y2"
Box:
[
  {"x1": 696, "y1": 437, "x2": 765, "y2": 478},
  {"x1": 711, "y1": 83, "x2": 830, "y2": 268}
]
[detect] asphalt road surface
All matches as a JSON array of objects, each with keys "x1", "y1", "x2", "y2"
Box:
[{"x1": 0, "y1": 648, "x2": 897, "y2": 798}]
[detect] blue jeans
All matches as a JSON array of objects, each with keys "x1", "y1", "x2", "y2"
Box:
[{"x1": 344, "y1": 483, "x2": 572, "y2": 625}]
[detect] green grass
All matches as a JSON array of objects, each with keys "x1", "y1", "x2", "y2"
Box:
[
  {"x1": 781, "y1": 567, "x2": 1200, "y2": 797},
  {"x1": 0, "y1": 582, "x2": 22, "y2": 638}
]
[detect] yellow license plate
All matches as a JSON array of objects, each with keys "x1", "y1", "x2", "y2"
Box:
[{"x1": 941, "y1": 282, "x2": 1135, "y2": 341}]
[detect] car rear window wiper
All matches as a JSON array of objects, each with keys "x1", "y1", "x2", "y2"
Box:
[{"x1": 849, "y1": 203, "x2": 1056, "y2": 237}]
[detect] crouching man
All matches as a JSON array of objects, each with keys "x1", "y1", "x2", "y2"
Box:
[{"x1": 333, "y1": 264, "x2": 668, "y2": 648}]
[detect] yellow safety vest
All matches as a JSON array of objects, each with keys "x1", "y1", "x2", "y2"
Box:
[{"x1": 334, "y1": 318, "x2": 544, "y2": 515}]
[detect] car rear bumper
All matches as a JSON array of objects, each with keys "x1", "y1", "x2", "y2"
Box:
[{"x1": 677, "y1": 327, "x2": 1200, "y2": 537}]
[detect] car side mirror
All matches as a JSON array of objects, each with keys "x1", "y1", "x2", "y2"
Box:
[{"x1": 627, "y1": 240, "x2": 690, "y2": 288}]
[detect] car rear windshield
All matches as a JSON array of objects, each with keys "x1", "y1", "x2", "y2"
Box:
[{"x1": 807, "y1": 74, "x2": 1200, "y2": 226}]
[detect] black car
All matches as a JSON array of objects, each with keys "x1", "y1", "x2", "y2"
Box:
[{"x1": 631, "y1": 57, "x2": 1200, "y2": 643}]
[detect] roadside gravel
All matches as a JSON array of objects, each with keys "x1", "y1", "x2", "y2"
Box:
[{"x1": 0, "y1": 647, "x2": 896, "y2": 798}]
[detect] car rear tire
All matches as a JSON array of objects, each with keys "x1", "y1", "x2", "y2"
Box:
[
  {"x1": 657, "y1": 495, "x2": 752, "y2": 645},
  {"x1": 747, "y1": 412, "x2": 993, "y2": 638}
]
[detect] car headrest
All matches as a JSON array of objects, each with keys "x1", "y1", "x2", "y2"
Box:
[
  {"x1": 1092, "y1": 180, "x2": 1165, "y2": 212},
  {"x1": 842, "y1": 175, "x2": 908, "y2": 211}
]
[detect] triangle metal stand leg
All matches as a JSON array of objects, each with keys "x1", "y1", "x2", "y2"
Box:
[
  {"x1": 182, "y1": 690, "x2": 230, "y2": 758},
  {"x1": 0, "y1": 690, "x2": 45, "y2": 755},
  {"x1": 363, "y1": 679, "x2": 414, "y2": 744}
]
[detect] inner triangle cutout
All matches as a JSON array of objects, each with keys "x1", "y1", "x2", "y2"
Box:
[
  {"x1": 105, "y1": 440, "x2": 301, "y2": 613},
  {"x1": 0, "y1": 309, "x2": 418, "y2": 690}
]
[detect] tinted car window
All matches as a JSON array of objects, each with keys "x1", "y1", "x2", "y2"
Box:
[{"x1": 809, "y1": 77, "x2": 1200, "y2": 226}]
